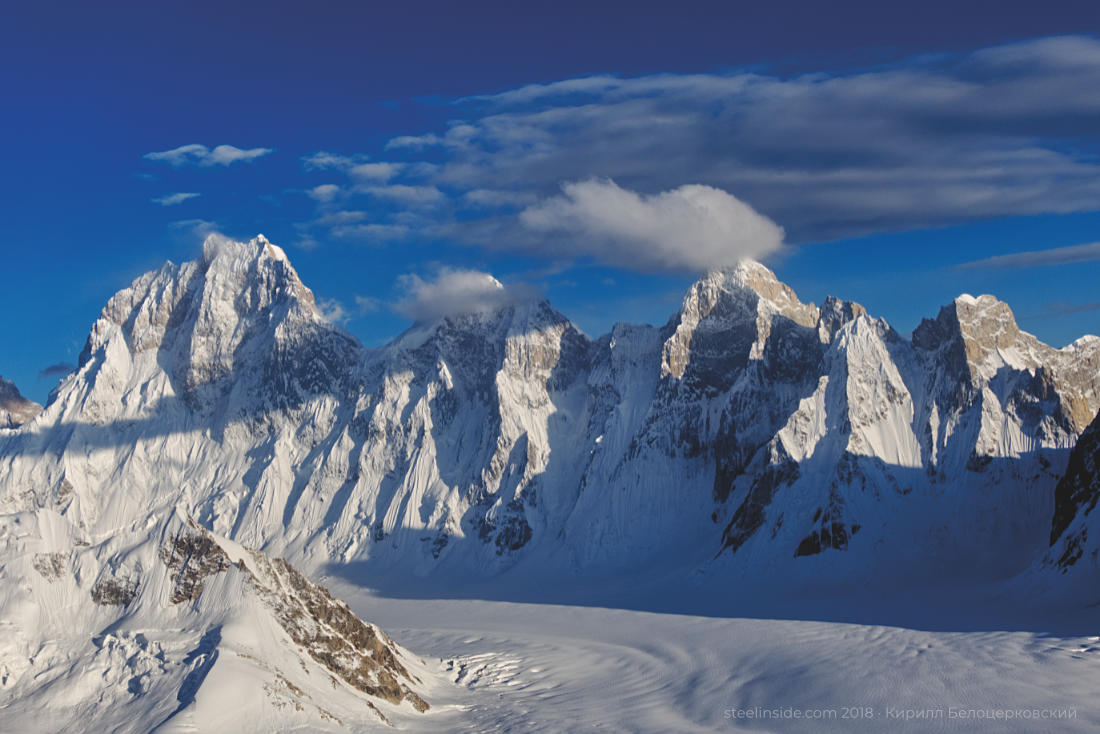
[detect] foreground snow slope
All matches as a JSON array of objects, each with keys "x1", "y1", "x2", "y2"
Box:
[
  {"x1": 0, "y1": 506, "x2": 434, "y2": 733},
  {"x1": 1, "y1": 234, "x2": 1097, "y2": 592}
]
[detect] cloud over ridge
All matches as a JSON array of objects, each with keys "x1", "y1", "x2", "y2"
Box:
[
  {"x1": 394, "y1": 268, "x2": 537, "y2": 322},
  {"x1": 517, "y1": 179, "x2": 783, "y2": 272}
]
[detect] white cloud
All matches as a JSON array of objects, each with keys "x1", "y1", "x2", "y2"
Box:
[
  {"x1": 285, "y1": 35, "x2": 1100, "y2": 269},
  {"x1": 357, "y1": 35, "x2": 1100, "y2": 245},
  {"x1": 517, "y1": 179, "x2": 783, "y2": 272},
  {"x1": 302, "y1": 151, "x2": 364, "y2": 170},
  {"x1": 169, "y1": 218, "x2": 220, "y2": 238},
  {"x1": 385, "y1": 133, "x2": 443, "y2": 150},
  {"x1": 307, "y1": 184, "x2": 343, "y2": 203},
  {"x1": 301, "y1": 152, "x2": 402, "y2": 182},
  {"x1": 315, "y1": 293, "x2": 384, "y2": 325},
  {"x1": 151, "y1": 192, "x2": 200, "y2": 206},
  {"x1": 349, "y1": 162, "x2": 403, "y2": 182},
  {"x1": 144, "y1": 144, "x2": 272, "y2": 167},
  {"x1": 317, "y1": 298, "x2": 348, "y2": 324},
  {"x1": 958, "y1": 241, "x2": 1100, "y2": 269},
  {"x1": 394, "y1": 267, "x2": 537, "y2": 321}
]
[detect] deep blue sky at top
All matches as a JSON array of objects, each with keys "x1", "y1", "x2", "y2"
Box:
[{"x1": 2, "y1": 0, "x2": 1100, "y2": 402}]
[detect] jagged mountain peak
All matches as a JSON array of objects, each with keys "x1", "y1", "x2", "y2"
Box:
[
  {"x1": 197, "y1": 233, "x2": 319, "y2": 314},
  {"x1": 672, "y1": 260, "x2": 818, "y2": 331},
  {"x1": 911, "y1": 291, "x2": 1033, "y2": 373},
  {"x1": 87, "y1": 234, "x2": 322, "y2": 359},
  {"x1": 952, "y1": 292, "x2": 1021, "y2": 343},
  {"x1": 389, "y1": 296, "x2": 579, "y2": 358},
  {"x1": 817, "y1": 294, "x2": 869, "y2": 343},
  {"x1": 7, "y1": 234, "x2": 1100, "y2": 593},
  {"x1": 62, "y1": 235, "x2": 362, "y2": 427},
  {"x1": 0, "y1": 376, "x2": 42, "y2": 429}
]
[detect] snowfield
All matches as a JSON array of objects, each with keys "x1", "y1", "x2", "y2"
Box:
[{"x1": 335, "y1": 582, "x2": 1100, "y2": 733}]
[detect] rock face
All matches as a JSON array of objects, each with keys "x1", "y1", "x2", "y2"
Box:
[
  {"x1": 0, "y1": 507, "x2": 431, "y2": 733},
  {"x1": 2, "y1": 235, "x2": 1099, "y2": 589},
  {"x1": 1045, "y1": 410, "x2": 1100, "y2": 577},
  {"x1": 0, "y1": 376, "x2": 41, "y2": 429}
]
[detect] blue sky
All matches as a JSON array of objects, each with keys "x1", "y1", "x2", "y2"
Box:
[{"x1": 3, "y1": 1, "x2": 1100, "y2": 402}]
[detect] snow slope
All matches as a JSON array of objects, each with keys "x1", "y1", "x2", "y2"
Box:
[{"x1": 0, "y1": 506, "x2": 434, "y2": 732}]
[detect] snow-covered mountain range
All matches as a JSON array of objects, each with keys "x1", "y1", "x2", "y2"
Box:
[
  {"x1": 3, "y1": 234, "x2": 1098, "y2": 586},
  {"x1": 4, "y1": 233, "x2": 1100, "y2": 730}
]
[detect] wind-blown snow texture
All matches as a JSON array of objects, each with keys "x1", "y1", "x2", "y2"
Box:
[{"x1": 2, "y1": 234, "x2": 1100, "y2": 729}]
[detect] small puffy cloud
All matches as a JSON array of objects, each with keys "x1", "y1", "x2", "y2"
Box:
[
  {"x1": 307, "y1": 184, "x2": 343, "y2": 203},
  {"x1": 302, "y1": 151, "x2": 363, "y2": 170},
  {"x1": 349, "y1": 162, "x2": 403, "y2": 182},
  {"x1": 395, "y1": 267, "x2": 537, "y2": 322},
  {"x1": 517, "y1": 179, "x2": 784, "y2": 272},
  {"x1": 144, "y1": 144, "x2": 272, "y2": 167},
  {"x1": 39, "y1": 362, "x2": 75, "y2": 378},
  {"x1": 151, "y1": 192, "x2": 200, "y2": 206},
  {"x1": 363, "y1": 184, "x2": 445, "y2": 207},
  {"x1": 385, "y1": 133, "x2": 443, "y2": 150},
  {"x1": 317, "y1": 298, "x2": 348, "y2": 324},
  {"x1": 302, "y1": 152, "x2": 402, "y2": 182},
  {"x1": 957, "y1": 241, "x2": 1100, "y2": 269},
  {"x1": 170, "y1": 219, "x2": 220, "y2": 238},
  {"x1": 316, "y1": 294, "x2": 384, "y2": 325}
]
